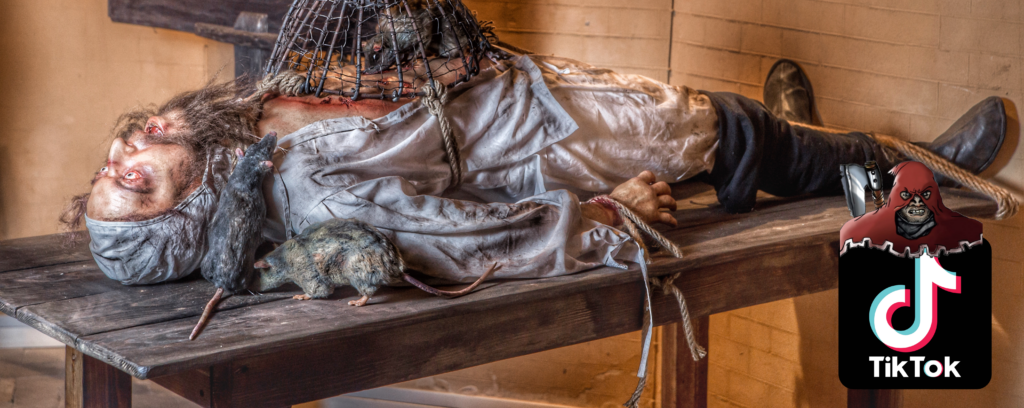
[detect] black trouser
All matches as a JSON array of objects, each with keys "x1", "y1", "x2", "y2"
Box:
[{"x1": 701, "y1": 91, "x2": 900, "y2": 213}]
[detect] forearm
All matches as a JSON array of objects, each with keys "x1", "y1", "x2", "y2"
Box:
[{"x1": 580, "y1": 199, "x2": 622, "y2": 227}]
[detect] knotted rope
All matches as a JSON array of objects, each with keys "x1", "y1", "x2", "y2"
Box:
[
  {"x1": 421, "y1": 80, "x2": 464, "y2": 191},
  {"x1": 597, "y1": 197, "x2": 706, "y2": 408},
  {"x1": 254, "y1": 70, "x2": 309, "y2": 98},
  {"x1": 871, "y1": 133, "x2": 1018, "y2": 220}
]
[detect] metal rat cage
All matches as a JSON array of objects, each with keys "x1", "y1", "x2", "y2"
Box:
[{"x1": 264, "y1": 0, "x2": 494, "y2": 101}]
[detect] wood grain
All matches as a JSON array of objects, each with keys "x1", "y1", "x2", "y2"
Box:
[
  {"x1": 65, "y1": 346, "x2": 132, "y2": 408},
  {"x1": 0, "y1": 231, "x2": 91, "y2": 274}
]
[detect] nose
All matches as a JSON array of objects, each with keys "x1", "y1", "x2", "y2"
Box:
[{"x1": 106, "y1": 138, "x2": 136, "y2": 176}]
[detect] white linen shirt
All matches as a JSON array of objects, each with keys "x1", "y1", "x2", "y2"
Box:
[{"x1": 264, "y1": 55, "x2": 719, "y2": 281}]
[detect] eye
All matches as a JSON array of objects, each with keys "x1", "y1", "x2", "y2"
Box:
[
  {"x1": 900, "y1": 191, "x2": 910, "y2": 200},
  {"x1": 124, "y1": 171, "x2": 140, "y2": 180},
  {"x1": 922, "y1": 191, "x2": 931, "y2": 199},
  {"x1": 99, "y1": 166, "x2": 108, "y2": 173}
]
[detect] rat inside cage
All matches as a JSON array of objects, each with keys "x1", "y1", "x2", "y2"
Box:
[{"x1": 264, "y1": 0, "x2": 495, "y2": 101}]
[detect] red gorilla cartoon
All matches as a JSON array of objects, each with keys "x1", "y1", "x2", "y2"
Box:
[{"x1": 840, "y1": 161, "x2": 983, "y2": 257}]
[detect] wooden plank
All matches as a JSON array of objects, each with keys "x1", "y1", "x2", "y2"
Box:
[
  {"x1": 15, "y1": 274, "x2": 292, "y2": 346},
  {"x1": 847, "y1": 389, "x2": 903, "y2": 408},
  {"x1": 0, "y1": 231, "x2": 91, "y2": 273},
  {"x1": 194, "y1": 22, "x2": 278, "y2": 50},
  {"x1": 66, "y1": 346, "x2": 132, "y2": 408},
  {"x1": 0, "y1": 262, "x2": 122, "y2": 319},
  {"x1": 79, "y1": 233, "x2": 841, "y2": 381},
  {"x1": 108, "y1": 0, "x2": 291, "y2": 35}
]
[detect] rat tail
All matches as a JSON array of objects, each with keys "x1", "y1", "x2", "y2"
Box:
[
  {"x1": 403, "y1": 263, "x2": 500, "y2": 298},
  {"x1": 190, "y1": 288, "x2": 225, "y2": 341}
]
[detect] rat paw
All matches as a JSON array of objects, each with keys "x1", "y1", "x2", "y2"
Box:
[
  {"x1": 348, "y1": 295, "x2": 370, "y2": 306},
  {"x1": 292, "y1": 294, "x2": 312, "y2": 301}
]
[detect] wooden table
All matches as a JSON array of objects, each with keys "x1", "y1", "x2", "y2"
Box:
[{"x1": 0, "y1": 188, "x2": 995, "y2": 408}]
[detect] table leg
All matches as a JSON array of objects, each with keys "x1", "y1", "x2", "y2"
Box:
[
  {"x1": 65, "y1": 346, "x2": 131, "y2": 408},
  {"x1": 847, "y1": 389, "x2": 903, "y2": 408},
  {"x1": 674, "y1": 316, "x2": 709, "y2": 408}
]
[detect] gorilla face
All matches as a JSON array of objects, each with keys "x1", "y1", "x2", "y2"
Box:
[{"x1": 898, "y1": 190, "x2": 932, "y2": 224}]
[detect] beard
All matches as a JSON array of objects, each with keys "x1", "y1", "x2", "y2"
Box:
[{"x1": 895, "y1": 209, "x2": 936, "y2": 240}]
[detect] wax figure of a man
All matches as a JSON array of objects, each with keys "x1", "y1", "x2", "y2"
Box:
[{"x1": 70, "y1": 55, "x2": 1007, "y2": 285}]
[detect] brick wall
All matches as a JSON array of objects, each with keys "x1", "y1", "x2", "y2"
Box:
[{"x1": 671, "y1": 0, "x2": 1024, "y2": 407}]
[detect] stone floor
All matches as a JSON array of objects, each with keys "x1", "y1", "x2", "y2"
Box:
[{"x1": 0, "y1": 348, "x2": 197, "y2": 408}]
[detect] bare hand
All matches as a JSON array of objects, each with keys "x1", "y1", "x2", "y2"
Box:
[{"x1": 609, "y1": 170, "x2": 678, "y2": 227}]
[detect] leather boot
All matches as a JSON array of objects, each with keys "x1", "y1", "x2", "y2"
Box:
[
  {"x1": 764, "y1": 59, "x2": 1006, "y2": 184},
  {"x1": 763, "y1": 59, "x2": 823, "y2": 126},
  {"x1": 923, "y1": 96, "x2": 1006, "y2": 185}
]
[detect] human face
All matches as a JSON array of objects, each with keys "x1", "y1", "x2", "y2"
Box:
[
  {"x1": 87, "y1": 113, "x2": 198, "y2": 221},
  {"x1": 898, "y1": 190, "x2": 933, "y2": 224}
]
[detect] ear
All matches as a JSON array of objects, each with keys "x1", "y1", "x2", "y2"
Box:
[
  {"x1": 263, "y1": 160, "x2": 274, "y2": 168},
  {"x1": 254, "y1": 260, "x2": 271, "y2": 269},
  {"x1": 235, "y1": 148, "x2": 245, "y2": 158}
]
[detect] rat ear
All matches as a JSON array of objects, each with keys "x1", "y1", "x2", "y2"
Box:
[
  {"x1": 254, "y1": 260, "x2": 271, "y2": 269},
  {"x1": 235, "y1": 148, "x2": 245, "y2": 158}
]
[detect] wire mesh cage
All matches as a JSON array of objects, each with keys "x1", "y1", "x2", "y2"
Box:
[{"x1": 264, "y1": 0, "x2": 495, "y2": 101}]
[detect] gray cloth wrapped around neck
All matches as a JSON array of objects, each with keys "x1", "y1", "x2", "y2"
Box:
[{"x1": 85, "y1": 145, "x2": 232, "y2": 285}]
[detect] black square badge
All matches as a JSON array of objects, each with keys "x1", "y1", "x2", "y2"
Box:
[{"x1": 839, "y1": 243, "x2": 991, "y2": 389}]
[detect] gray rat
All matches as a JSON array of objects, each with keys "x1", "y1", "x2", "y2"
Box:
[
  {"x1": 190, "y1": 133, "x2": 277, "y2": 341},
  {"x1": 362, "y1": 8, "x2": 435, "y2": 74},
  {"x1": 253, "y1": 218, "x2": 499, "y2": 306}
]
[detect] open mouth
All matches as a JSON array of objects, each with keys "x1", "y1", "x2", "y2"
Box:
[{"x1": 907, "y1": 208, "x2": 926, "y2": 216}]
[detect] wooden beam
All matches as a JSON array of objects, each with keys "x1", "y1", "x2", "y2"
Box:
[
  {"x1": 150, "y1": 368, "x2": 212, "y2": 408},
  {"x1": 108, "y1": 0, "x2": 291, "y2": 35},
  {"x1": 194, "y1": 23, "x2": 278, "y2": 50},
  {"x1": 65, "y1": 346, "x2": 131, "y2": 408},
  {"x1": 673, "y1": 317, "x2": 709, "y2": 408}
]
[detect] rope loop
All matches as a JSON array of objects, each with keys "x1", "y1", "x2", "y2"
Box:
[
  {"x1": 421, "y1": 79, "x2": 464, "y2": 191},
  {"x1": 594, "y1": 196, "x2": 706, "y2": 407}
]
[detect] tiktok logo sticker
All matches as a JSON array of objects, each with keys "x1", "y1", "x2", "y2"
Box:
[
  {"x1": 869, "y1": 256, "x2": 960, "y2": 353},
  {"x1": 838, "y1": 162, "x2": 990, "y2": 389}
]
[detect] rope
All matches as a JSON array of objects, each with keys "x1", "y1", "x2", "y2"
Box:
[
  {"x1": 254, "y1": 70, "x2": 309, "y2": 98},
  {"x1": 651, "y1": 273, "x2": 708, "y2": 361},
  {"x1": 871, "y1": 133, "x2": 1019, "y2": 220},
  {"x1": 421, "y1": 80, "x2": 464, "y2": 191},
  {"x1": 597, "y1": 197, "x2": 706, "y2": 407}
]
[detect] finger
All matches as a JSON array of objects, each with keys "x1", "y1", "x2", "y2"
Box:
[
  {"x1": 651, "y1": 181, "x2": 671, "y2": 196},
  {"x1": 658, "y1": 212, "x2": 678, "y2": 227},
  {"x1": 636, "y1": 170, "x2": 656, "y2": 184},
  {"x1": 658, "y1": 195, "x2": 678, "y2": 211}
]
